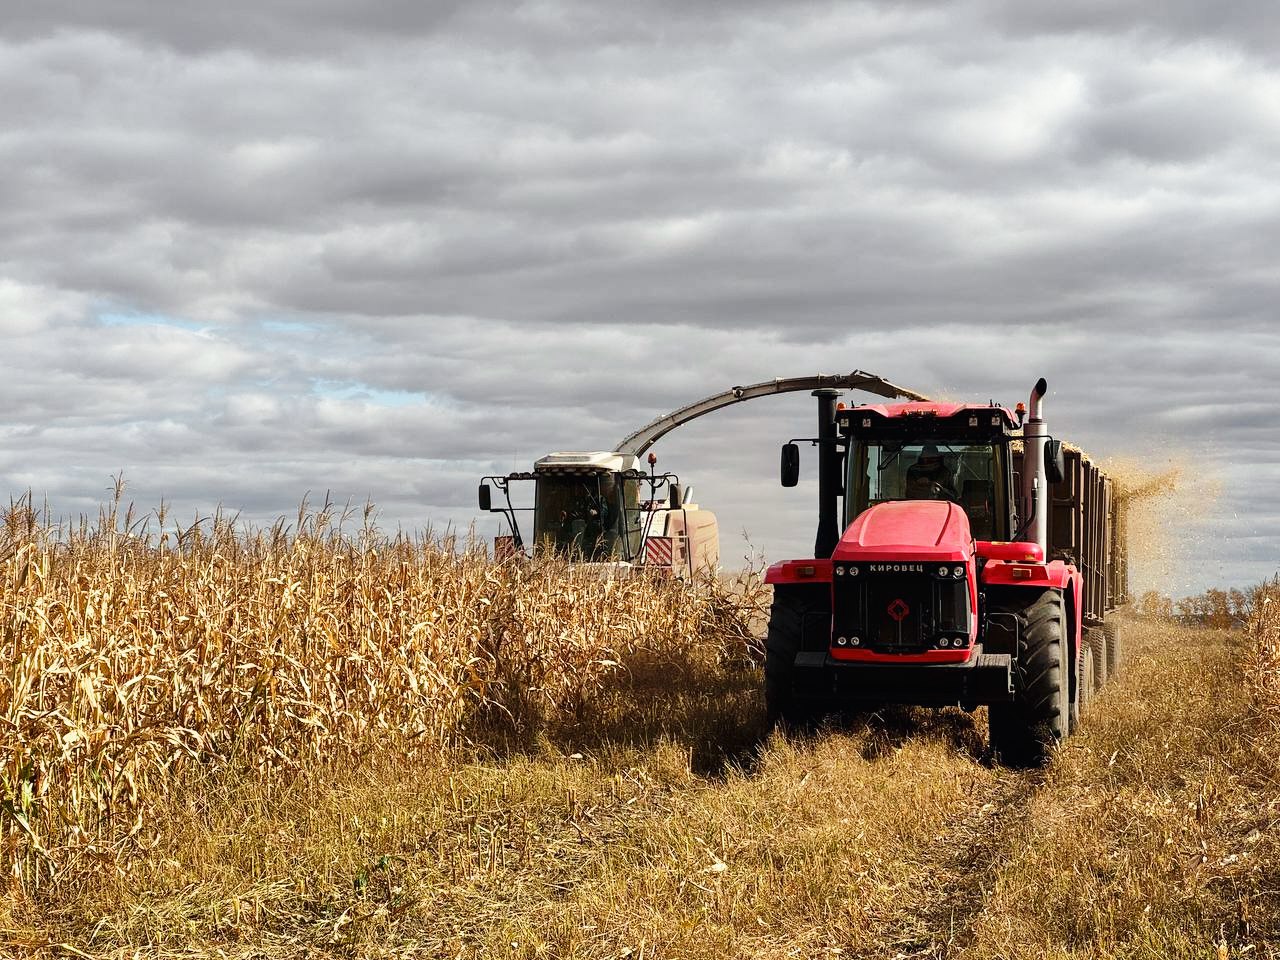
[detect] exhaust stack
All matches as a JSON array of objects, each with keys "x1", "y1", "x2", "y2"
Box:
[
  {"x1": 813, "y1": 389, "x2": 841, "y2": 559},
  {"x1": 1021, "y1": 378, "x2": 1049, "y2": 554}
]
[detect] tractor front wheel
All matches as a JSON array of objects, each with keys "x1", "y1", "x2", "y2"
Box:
[
  {"x1": 764, "y1": 585, "x2": 827, "y2": 730},
  {"x1": 988, "y1": 589, "x2": 1069, "y2": 767}
]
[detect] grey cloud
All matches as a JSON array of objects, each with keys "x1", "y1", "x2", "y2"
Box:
[
  {"x1": 982, "y1": 0, "x2": 1280, "y2": 58},
  {"x1": 0, "y1": 1, "x2": 841, "y2": 56},
  {"x1": 1, "y1": 3, "x2": 1277, "y2": 592},
  {"x1": 6, "y1": 15, "x2": 1278, "y2": 338}
]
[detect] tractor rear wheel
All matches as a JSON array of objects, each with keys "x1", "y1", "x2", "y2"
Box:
[
  {"x1": 988, "y1": 589, "x2": 1069, "y2": 767},
  {"x1": 764, "y1": 585, "x2": 827, "y2": 730},
  {"x1": 1103, "y1": 620, "x2": 1123, "y2": 680}
]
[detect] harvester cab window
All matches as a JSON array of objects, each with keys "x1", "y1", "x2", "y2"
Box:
[
  {"x1": 532, "y1": 472, "x2": 643, "y2": 562},
  {"x1": 851, "y1": 441, "x2": 1005, "y2": 540},
  {"x1": 533, "y1": 474, "x2": 618, "y2": 561}
]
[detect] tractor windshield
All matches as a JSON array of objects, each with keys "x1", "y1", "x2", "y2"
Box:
[
  {"x1": 532, "y1": 473, "x2": 641, "y2": 561},
  {"x1": 846, "y1": 440, "x2": 1009, "y2": 540}
]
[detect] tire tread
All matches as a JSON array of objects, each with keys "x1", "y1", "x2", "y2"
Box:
[{"x1": 988, "y1": 589, "x2": 1068, "y2": 767}]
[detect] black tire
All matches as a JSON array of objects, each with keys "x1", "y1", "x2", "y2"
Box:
[
  {"x1": 1089, "y1": 631, "x2": 1106, "y2": 692},
  {"x1": 1069, "y1": 640, "x2": 1085, "y2": 734},
  {"x1": 1079, "y1": 640, "x2": 1095, "y2": 718},
  {"x1": 988, "y1": 589, "x2": 1069, "y2": 767},
  {"x1": 1103, "y1": 620, "x2": 1122, "y2": 680},
  {"x1": 764, "y1": 585, "x2": 826, "y2": 730},
  {"x1": 1090, "y1": 632, "x2": 1111, "y2": 691}
]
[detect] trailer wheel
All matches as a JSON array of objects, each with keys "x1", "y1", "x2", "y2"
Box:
[
  {"x1": 1089, "y1": 630, "x2": 1107, "y2": 692},
  {"x1": 1069, "y1": 640, "x2": 1086, "y2": 733},
  {"x1": 1080, "y1": 638, "x2": 1095, "y2": 715},
  {"x1": 988, "y1": 589, "x2": 1069, "y2": 767},
  {"x1": 764, "y1": 586, "x2": 825, "y2": 730},
  {"x1": 1090, "y1": 632, "x2": 1111, "y2": 691},
  {"x1": 1103, "y1": 620, "x2": 1122, "y2": 680}
]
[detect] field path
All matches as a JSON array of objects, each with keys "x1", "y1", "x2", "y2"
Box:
[{"x1": 849, "y1": 770, "x2": 1039, "y2": 959}]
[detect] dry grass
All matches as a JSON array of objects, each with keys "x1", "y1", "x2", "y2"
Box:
[{"x1": 3, "y1": 494, "x2": 1279, "y2": 959}]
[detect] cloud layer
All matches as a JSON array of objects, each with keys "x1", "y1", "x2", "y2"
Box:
[{"x1": 1, "y1": 1, "x2": 1276, "y2": 593}]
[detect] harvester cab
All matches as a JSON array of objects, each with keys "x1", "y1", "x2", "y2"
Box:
[
  {"x1": 478, "y1": 451, "x2": 718, "y2": 576},
  {"x1": 767, "y1": 379, "x2": 1129, "y2": 767}
]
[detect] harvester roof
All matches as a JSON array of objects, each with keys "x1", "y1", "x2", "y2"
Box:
[{"x1": 533, "y1": 451, "x2": 637, "y2": 474}]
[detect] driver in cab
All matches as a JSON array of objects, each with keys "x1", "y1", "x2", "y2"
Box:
[{"x1": 905, "y1": 445, "x2": 958, "y2": 502}]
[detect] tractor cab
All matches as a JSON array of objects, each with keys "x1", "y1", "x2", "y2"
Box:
[{"x1": 839, "y1": 402, "x2": 1023, "y2": 542}]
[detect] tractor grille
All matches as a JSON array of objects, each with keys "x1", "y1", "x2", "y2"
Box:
[{"x1": 832, "y1": 563, "x2": 970, "y2": 655}]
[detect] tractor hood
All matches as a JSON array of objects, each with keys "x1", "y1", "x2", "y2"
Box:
[{"x1": 832, "y1": 500, "x2": 973, "y2": 564}]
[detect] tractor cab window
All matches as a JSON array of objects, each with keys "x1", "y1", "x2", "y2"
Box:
[
  {"x1": 532, "y1": 473, "x2": 640, "y2": 561},
  {"x1": 847, "y1": 440, "x2": 1007, "y2": 540}
]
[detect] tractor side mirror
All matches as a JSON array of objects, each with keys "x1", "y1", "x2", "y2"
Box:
[
  {"x1": 669, "y1": 484, "x2": 683, "y2": 510},
  {"x1": 478, "y1": 483, "x2": 492, "y2": 511},
  {"x1": 781, "y1": 443, "x2": 800, "y2": 488},
  {"x1": 1044, "y1": 439, "x2": 1065, "y2": 485}
]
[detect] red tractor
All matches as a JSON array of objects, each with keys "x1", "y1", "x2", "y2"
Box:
[{"x1": 766, "y1": 379, "x2": 1128, "y2": 766}]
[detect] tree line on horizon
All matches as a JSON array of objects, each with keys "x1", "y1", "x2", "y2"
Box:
[{"x1": 1136, "y1": 579, "x2": 1277, "y2": 629}]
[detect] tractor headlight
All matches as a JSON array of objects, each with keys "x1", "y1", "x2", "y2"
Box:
[{"x1": 952, "y1": 565, "x2": 965, "y2": 578}]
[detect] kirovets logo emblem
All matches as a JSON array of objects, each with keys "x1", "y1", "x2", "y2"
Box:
[{"x1": 888, "y1": 598, "x2": 910, "y2": 622}]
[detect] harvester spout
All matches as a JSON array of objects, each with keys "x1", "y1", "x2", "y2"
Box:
[{"x1": 1021, "y1": 378, "x2": 1050, "y2": 554}]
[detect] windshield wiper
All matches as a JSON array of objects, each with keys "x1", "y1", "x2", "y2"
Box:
[{"x1": 877, "y1": 447, "x2": 903, "y2": 472}]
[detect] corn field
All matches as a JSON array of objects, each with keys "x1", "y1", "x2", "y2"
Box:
[
  {"x1": 0, "y1": 495, "x2": 767, "y2": 896},
  {"x1": 1252, "y1": 576, "x2": 1280, "y2": 724}
]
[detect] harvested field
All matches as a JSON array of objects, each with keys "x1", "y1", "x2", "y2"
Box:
[{"x1": 2, "y1": 500, "x2": 1279, "y2": 958}]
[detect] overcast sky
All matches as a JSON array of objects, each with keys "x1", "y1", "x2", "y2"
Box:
[{"x1": 2, "y1": 2, "x2": 1276, "y2": 594}]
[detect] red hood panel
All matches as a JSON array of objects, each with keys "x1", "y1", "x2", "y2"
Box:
[{"x1": 832, "y1": 500, "x2": 972, "y2": 562}]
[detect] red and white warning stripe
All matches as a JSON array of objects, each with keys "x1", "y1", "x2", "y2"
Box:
[{"x1": 645, "y1": 536, "x2": 674, "y2": 567}]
